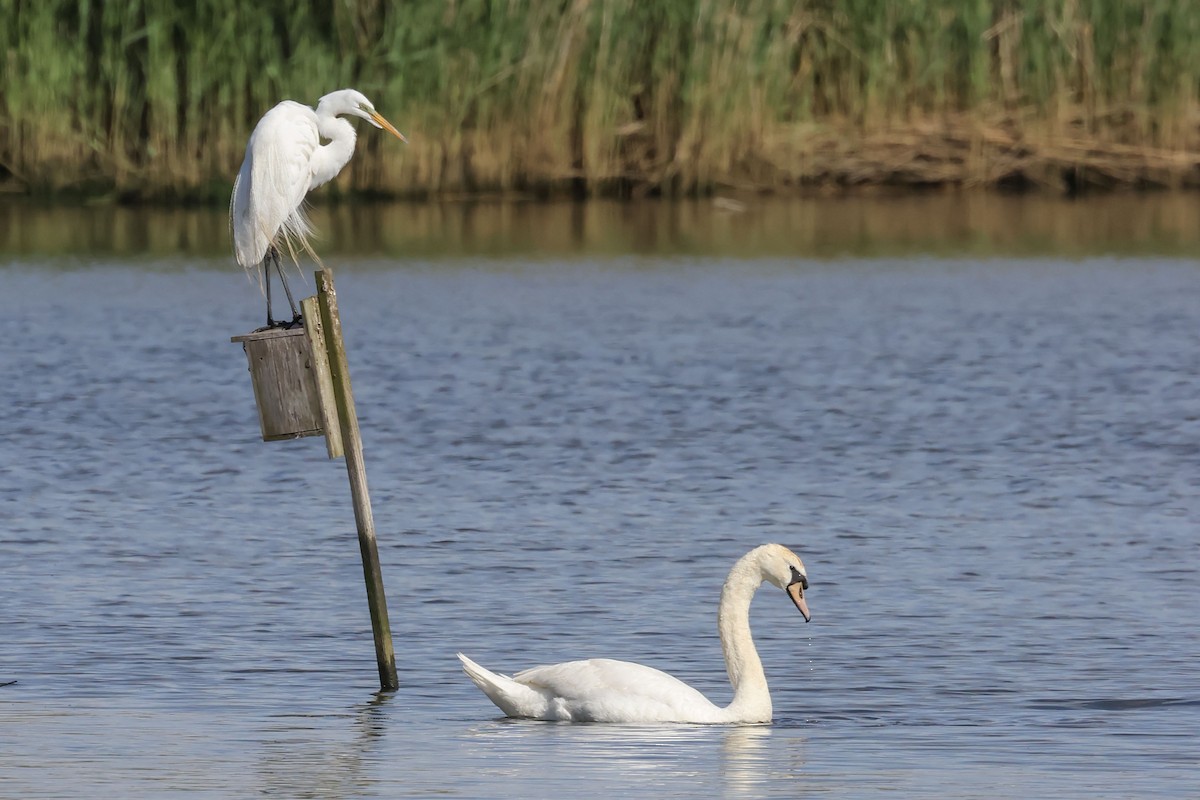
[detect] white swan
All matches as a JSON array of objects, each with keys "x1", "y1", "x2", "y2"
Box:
[{"x1": 457, "y1": 543, "x2": 811, "y2": 724}]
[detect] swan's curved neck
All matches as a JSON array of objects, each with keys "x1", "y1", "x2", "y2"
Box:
[
  {"x1": 310, "y1": 114, "x2": 358, "y2": 189},
  {"x1": 717, "y1": 550, "x2": 770, "y2": 719}
]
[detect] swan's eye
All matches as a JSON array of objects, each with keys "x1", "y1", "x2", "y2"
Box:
[{"x1": 788, "y1": 566, "x2": 808, "y2": 590}]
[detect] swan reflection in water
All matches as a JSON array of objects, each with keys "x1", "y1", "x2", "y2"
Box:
[{"x1": 462, "y1": 720, "x2": 805, "y2": 797}]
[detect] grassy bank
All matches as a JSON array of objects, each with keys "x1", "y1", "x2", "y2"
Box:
[{"x1": 3, "y1": 0, "x2": 1200, "y2": 201}]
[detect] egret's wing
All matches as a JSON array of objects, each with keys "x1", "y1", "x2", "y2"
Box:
[
  {"x1": 230, "y1": 101, "x2": 319, "y2": 270},
  {"x1": 229, "y1": 152, "x2": 262, "y2": 270}
]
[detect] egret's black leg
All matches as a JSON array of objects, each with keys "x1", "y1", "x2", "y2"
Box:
[
  {"x1": 263, "y1": 257, "x2": 276, "y2": 328},
  {"x1": 271, "y1": 248, "x2": 301, "y2": 326}
]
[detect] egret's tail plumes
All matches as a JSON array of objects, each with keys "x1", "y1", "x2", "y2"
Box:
[{"x1": 271, "y1": 205, "x2": 321, "y2": 296}]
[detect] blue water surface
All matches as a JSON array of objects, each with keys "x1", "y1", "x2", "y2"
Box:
[{"x1": 0, "y1": 254, "x2": 1197, "y2": 798}]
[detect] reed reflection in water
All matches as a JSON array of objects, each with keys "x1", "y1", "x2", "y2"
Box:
[{"x1": 4, "y1": 193, "x2": 1200, "y2": 260}]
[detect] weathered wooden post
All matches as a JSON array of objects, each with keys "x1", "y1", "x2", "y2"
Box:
[
  {"x1": 310, "y1": 268, "x2": 398, "y2": 691},
  {"x1": 232, "y1": 268, "x2": 398, "y2": 691}
]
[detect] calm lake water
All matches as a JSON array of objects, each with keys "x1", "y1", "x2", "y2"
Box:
[{"x1": 1, "y1": 197, "x2": 1198, "y2": 797}]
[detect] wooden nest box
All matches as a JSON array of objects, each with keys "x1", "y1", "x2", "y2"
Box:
[{"x1": 231, "y1": 306, "x2": 343, "y2": 458}]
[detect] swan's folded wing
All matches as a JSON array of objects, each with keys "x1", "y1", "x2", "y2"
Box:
[{"x1": 513, "y1": 658, "x2": 720, "y2": 722}]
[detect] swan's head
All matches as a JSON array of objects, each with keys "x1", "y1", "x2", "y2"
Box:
[
  {"x1": 758, "y1": 543, "x2": 810, "y2": 623},
  {"x1": 316, "y1": 89, "x2": 408, "y2": 142}
]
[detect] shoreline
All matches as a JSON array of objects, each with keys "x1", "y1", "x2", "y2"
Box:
[{"x1": 6, "y1": 116, "x2": 1200, "y2": 205}]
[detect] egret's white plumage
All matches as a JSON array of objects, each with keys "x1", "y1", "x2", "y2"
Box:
[
  {"x1": 230, "y1": 88, "x2": 406, "y2": 325},
  {"x1": 458, "y1": 543, "x2": 811, "y2": 724}
]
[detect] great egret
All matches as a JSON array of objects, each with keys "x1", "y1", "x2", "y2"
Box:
[
  {"x1": 230, "y1": 89, "x2": 406, "y2": 328},
  {"x1": 457, "y1": 544, "x2": 811, "y2": 723}
]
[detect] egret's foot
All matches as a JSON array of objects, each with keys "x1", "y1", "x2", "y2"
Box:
[{"x1": 254, "y1": 314, "x2": 304, "y2": 332}]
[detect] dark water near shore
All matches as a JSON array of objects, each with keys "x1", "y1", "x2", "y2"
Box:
[
  {"x1": 6, "y1": 192, "x2": 1200, "y2": 259},
  {"x1": 1, "y1": 198, "x2": 1198, "y2": 797}
]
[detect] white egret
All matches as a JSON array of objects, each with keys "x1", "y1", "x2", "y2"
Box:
[
  {"x1": 230, "y1": 88, "x2": 406, "y2": 328},
  {"x1": 457, "y1": 544, "x2": 811, "y2": 724}
]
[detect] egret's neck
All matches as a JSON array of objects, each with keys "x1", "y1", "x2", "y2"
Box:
[
  {"x1": 310, "y1": 115, "x2": 358, "y2": 189},
  {"x1": 717, "y1": 551, "x2": 770, "y2": 719}
]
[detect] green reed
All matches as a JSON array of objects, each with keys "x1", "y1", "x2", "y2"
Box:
[{"x1": 2, "y1": 0, "x2": 1199, "y2": 200}]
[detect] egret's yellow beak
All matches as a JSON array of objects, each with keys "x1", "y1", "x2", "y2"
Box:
[{"x1": 370, "y1": 110, "x2": 408, "y2": 143}]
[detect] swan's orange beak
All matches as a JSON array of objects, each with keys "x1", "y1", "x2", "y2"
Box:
[
  {"x1": 370, "y1": 110, "x2": 408, "y2": 143},
  {"x1": 787, "y1": 581, "x2": 811, "y2": 622}
]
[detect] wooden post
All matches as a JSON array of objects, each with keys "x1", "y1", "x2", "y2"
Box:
[
  {"x1": 314, "y1": 268, "x2": 398, "y2": 691},
  {"x1": 300, "y1": 296, "x2": 344, "y2": 459}
]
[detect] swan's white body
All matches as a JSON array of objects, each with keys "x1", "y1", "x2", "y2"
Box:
[{"x1": 458, "y1": 543, "x2": 810, "y2": 724}]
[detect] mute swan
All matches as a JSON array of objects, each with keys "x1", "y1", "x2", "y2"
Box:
[{"x1": 457, "y1": 543, "x2": 810, "y2": 724}]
